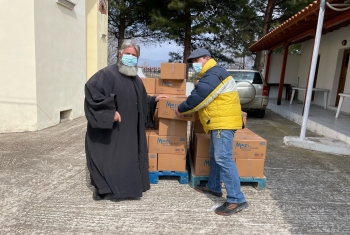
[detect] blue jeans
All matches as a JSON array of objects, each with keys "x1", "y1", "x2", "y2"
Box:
[{"x1": 206, "y1": 130, "x2": 246, "y2": 204}]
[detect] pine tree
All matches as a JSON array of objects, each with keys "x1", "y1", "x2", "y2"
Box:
[{"x1": 108, "y1": 0, "x2": 165, "y2": 62}]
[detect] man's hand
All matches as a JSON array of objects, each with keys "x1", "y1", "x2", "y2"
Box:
[
  {"x1": 175, "y1": 108, "x2": 181, "y2": 117},
  {"x1": 113, "y1": 111, "x2": 121, "y2": 122},
  {"x1": 155, "y1": 94, "x2": 168, "y2": 102}
]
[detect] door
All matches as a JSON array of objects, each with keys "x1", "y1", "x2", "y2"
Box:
[{"x1": 335, "y1": 49, "x2": 350, "y2": 106}]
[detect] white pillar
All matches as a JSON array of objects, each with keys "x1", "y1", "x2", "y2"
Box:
[{"x1": 300, "y1": 0, "x2": 326, "y2": 139}]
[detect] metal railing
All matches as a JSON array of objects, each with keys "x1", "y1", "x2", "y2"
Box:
[
  {"x1": 140, "y1": 67, "x2": 161, "y2": 78},
  {"x1": 140, "y1": 66, "x2": 197, "y2": 82}
]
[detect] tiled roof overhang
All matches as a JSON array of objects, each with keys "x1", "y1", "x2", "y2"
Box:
[{"x1": 249, "y1": 0, "x2": 350, "y2": 52}]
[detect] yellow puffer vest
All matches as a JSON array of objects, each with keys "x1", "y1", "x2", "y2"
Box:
[{"x1": 196, "y1": 60, "x2": 242, "y2": 133}]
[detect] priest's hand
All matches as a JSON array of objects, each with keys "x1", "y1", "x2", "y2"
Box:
[
  {"x1": 114, "y1": 111, "x2": 121, "y2": 122},
  {"x1": 175, "y1": 108, "x2": 181, "y2": 117},
  {"x1": 155, "y1": 94, "x2": 168, "y2": 102}
]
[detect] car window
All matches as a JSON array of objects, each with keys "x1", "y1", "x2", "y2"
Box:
[
  {"x1": 228, "y1": 71, "x2": 263, "y2": 84},
  {"x1": 252, "y1": 72, "x2": 263, "y2": 84}
]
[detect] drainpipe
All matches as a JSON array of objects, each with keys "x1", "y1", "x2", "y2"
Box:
[{"x1": 300, "y1": 0, "x2": 326, "y2": 139}]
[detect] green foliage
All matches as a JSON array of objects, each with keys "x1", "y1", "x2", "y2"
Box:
[
  {"x1": 248, "y1": 0, "x2": 313, "y2": 68},
  {"x1": 249, "y1": 1, "x2": 313, "y2": 39},
  {"x1": 148, "y1": 0, "x2": 257, "y2": 64},
  {"x1": 274, "y1": 0, "x2": 314, "y2": 25},
  {"x1": 149, "y1": 0, "x2": 206, "y2": 42},
  {"x1": 108, "y1": 0, "x2": 167, "y2": 48},
  {"x1": 268, "y1": 0, "x2": 313, "y2": 55},
  {"x1": 250, "y1": 0, "x2": 313, "y2": 29},
  {"x1": 107, "y1": 0, "x2": 313, "y2": 65},
  {"x1": 273, "y1": 43, "x2": 302, "y2": 55}
]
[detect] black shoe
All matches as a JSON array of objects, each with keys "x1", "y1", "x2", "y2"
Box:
[
  {"x1": 215, "y1": 201, "x2": 248, "y2": 216},
  {"x1": 92, "y1": 189, "x2": 107, "y2": 201},
  {"x1": 195, "y1": 185, "x2": 222, "y2": 197}
]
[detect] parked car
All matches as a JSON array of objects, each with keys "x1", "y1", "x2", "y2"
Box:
[{"x1": 227, "y1": 69, "x2": 269, "y2": 118}]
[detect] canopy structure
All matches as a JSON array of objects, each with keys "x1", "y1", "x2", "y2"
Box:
[
  {"x1": 250, "y1": 0, "x2": 350, "y2": 53},
  {"x1": 249, "y1": 0, "x2": 350, "y2": 106},
  {"x1": 249, "y1": 0, "x2": 350, "y2": 140}
]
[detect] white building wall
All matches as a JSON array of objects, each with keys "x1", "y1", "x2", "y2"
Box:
[
  {"x1": 298, "y1": 26, "x2": 350, "y2": 113},
  {"x1": 34, "y1": 0, "x2": 86, "y2": 130},
  {"x1": 0, "y1": 0, "x2": 87, "y2": 133},
  {"x1": 267, "y1": 54, "x2": 300, "y2": 99},
  {"x1": 0, "y1": 1, "x2": 38, "y2": 132},
  {"x1": 86, "y1": 0, "x2": 108, "y2": 80}
]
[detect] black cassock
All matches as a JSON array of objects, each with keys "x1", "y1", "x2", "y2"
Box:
[{"x1": 84, "y1": 64, "x2": 156, "y2": 199}]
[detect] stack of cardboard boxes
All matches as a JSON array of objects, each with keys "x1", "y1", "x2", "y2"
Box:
[
  {"x1": 191, "y1": 111, "x2": 266, "y2": 178},
  {"x1": 142, "y1": 63, "x2": 195, "y2": 173},
  {"x1": 142, "y1": 64, "x2": 266, "y2": 178}
]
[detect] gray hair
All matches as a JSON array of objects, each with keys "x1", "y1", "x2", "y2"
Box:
[{"x1": 119, "y1": 39, "x2": 140, "y2": 58}]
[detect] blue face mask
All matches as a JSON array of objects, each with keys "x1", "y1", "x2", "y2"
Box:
[
  {"x1": 192, "y1": 63, "x2": 202, "y2": 73},
  {"x1": 121, "y1": 54, "x2": 138, "y2": 67}
]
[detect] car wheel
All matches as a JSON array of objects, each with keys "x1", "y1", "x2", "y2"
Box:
[{"x1": 255, "y1": 109, "x2": 265, "y2": 118}]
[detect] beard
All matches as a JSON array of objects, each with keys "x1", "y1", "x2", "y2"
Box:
[{"x1": 118, "y1": 60, "x2": 138, "y2": 77}]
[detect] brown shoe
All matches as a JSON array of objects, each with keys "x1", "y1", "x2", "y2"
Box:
[
  {"x1": 215, "y1": 201, "x2": 248, "y2": 216},
  {"x1": 195, "y1": 185, "x2": 222, "y2": 197}
]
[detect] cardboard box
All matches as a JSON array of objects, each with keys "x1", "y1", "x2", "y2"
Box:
[
  {"x1": 191, "y1": 128, "x2": 267, "y2": 159},
  {"x1": 193, "y1": 119, "x2": 205, "y2": 133},
  {"x1": 192, "y1": 157, "x2": 265, "y2": 177},
  {"x1": 155, "y1": 79, "x2": 186, "y2": 95},
  {"x1": 148, "y1": 131, "x2": 187, "y2": 154},
  {"x1": 242, "y1": 111, "x2": 247, "y2": 127},
  {"x1": 145, "y1": 130, "x2": 152, "y2": 135},
  {"x1": 193, "y1": 131, "x2": 267, "y2": 159},
  {"x1": 158, "y1": 153, "x2": 186, "y2": 172},
  {"x1": 236, "y1": 128, "x2": 255, "y2": 136},
  {"x1": 160, "y1": 63, "x2": 186, "y2": 80},
  {"x1": 158, "y1": 118, "x2": 188, "y2": 136},
  {"x1": 141, "y1": 78, "x2": 156, "y2": 94},
  {"x1": 145, "y1": 130, "x2": 152, "y2": 147},
  {"x1": 157, "y1": 97, "x2": 197, "y2": 121},
  {"x1": 194, "y1": 133, "x2": 210, "y2": 158},
  {"x1": 193, "y1": 157, "x2": 210, "y2": 176},
  {"x1": 148, "y1": 153, "x2": 158, "y2": 172},
  {"x1": 233, "y1": 134, "x2": 267, "y2": 159},
  {"x1": 235, "y1": 159, "x2": 265, "y2": 177}
]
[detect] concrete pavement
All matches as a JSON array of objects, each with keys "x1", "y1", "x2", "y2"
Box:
[{"x1": 1, "y1": 109, "x2": 350, "y2": 234}]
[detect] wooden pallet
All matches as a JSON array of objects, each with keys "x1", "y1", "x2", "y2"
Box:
[
  {"x1": 188, "y1": 175, "x2": 266, "y2": 190},
  {"x1": 188, "y1": 154, "x2": 266, "y2": 190},
  {"x1": 149, "y1": 170, "x2": 188, "y2": 184}
]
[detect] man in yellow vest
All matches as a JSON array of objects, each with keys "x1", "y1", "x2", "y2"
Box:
[{"x1": 176, "y1": 48, "x2": 248, "y2": 216}]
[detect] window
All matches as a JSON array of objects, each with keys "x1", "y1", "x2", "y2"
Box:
[{"x1": 227, "y1": 71, "x2": 263, "y2": 84}]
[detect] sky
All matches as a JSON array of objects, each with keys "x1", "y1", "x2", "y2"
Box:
[{"x1": 138, "y1": 42, "x2": 183, "y2": 67}]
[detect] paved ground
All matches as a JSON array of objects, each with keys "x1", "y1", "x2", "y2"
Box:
[{"x1": 1, "y1": 109, "x2": 350, "y2": 234}]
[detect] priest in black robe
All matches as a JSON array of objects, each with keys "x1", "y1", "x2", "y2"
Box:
[{"x1": 84, "y1": 39, "x2": 165, "y2": 200}]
